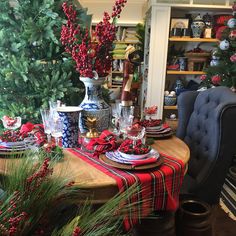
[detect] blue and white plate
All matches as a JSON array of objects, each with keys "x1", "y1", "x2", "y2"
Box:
[
  {"x1": 145, "y1": 126, "x2": 162, "y2": 131},
  {"x1": 106, "y1": 149, "x2": 159, "y2": 164},
  {"x1": 0, "y1": 137, "x2": 37, "y2": 153}
]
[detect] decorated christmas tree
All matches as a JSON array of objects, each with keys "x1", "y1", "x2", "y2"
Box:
[
  {"x1": 202, "y1": 2, "x2": 236, "y2": 90},
  {"x1": 0, "y1": 0, "x2": 92, "y2": 123}
]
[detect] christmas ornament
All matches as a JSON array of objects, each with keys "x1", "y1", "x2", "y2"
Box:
[
  {"x1": 210, "y1": 59, "x2": 219, "y2": 66},
  {"x1": 211, "y1": 75, "x2": 221, "y2": 85},
  {"x1": 229, "y1": 30, "x2": 236, "y2": 40},
  {"x1": 231, "y1": 86, "x2": 236, "y2": 93},
  {"x1": 219, "y1": 40, "x2": 230, "y2": 50},
  {"x1": 170, "y1": 113, "x2": 176, "y2": 119},
  {"x1": 230, "y1": 54, "x2": 236, "y2": 62},
  {"x1": 227, "y1": 18, "x2": 236, "y2": 28},
  {"x1": 200, "y1": 74, "x2": 207, "y2": 81},
  {"x1": 216, "y1": 26, "x2": 228, "y2": 40}
]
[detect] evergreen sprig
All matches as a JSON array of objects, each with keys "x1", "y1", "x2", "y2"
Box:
[{"x1": 0, "y1": 150, "x2": 145, "y2": 236}]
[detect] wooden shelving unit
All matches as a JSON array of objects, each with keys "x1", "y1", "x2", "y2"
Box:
[
  {"x1": 169, "y1": 37, "x2": 218, "y2": 43},
  {"x1": 167, "y1": 70, "x2": 206, "y2": 75},
  {"x1": 164, "y1": 105, "x2": 178, "y2": 110},
  {"x1": 112, "y1": 71, "x2": 123, "y2": 74},
  {"x1": 114, "y1": 41, "x2": 138, "y2": 44}
]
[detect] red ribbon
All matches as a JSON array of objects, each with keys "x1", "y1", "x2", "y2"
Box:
[{"x1": 86, "y1": 130, "x2": 117, "y2": 155}]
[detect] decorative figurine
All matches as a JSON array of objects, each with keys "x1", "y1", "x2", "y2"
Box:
[
  {"x1": 121, "y1": 46, "x2": 143, "y2": 107},
  {"x1": 203, "y1": 13, "x2": 213, "y2": 28},
  {"x1": 203, "y1": 13, "x2": 213, "y2": 38}
]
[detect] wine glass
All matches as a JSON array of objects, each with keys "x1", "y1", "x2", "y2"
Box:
[
  {"x1": 50, "y1": 111, "x2": 63, "y2": 146},
  {"x1": 119, "y1": 106, "x2": 134, "y2": 138},
  {"x1": 111, "y1": 102, "x2": 121, "y2": 134},
  {"x1": 40, "y1": 109, "x2": 52, "y2": 143},
  {"x1": 126, "y1": 125, "x2": 146, "y2": 147}
]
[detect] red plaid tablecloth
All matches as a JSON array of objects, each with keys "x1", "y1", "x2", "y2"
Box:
[{"x1": 68, "y1": 148, "x2": 185, "y2": 230}]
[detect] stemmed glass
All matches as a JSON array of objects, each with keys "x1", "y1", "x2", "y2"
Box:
[
  {"x1": 119, "y1": 106, "x2": 134, "y2": 138},
  {"x1": 126, "y1": 125, "x2": 146, "y2": 147},
  {"x1": 40, "y1": 109, "x2": 52, "y2": 143},
  {"x1": 40, "y1": 101, "x2": 63, "y2": 145},
  {"x1": 50, "y1": 109, "x2": 63, "y2": 146},
  {"x1": 111, "y1": 102, "x2": 121, "y2": 134}
]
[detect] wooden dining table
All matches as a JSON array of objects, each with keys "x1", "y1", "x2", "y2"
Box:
[
  {"x1": 0, "y1": 136, "x2": 190, "y2": 204},
  {"x1": 56, "y1": 136, "x2": 190, "y2": 203}
]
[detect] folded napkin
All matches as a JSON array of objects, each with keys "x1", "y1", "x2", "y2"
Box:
[
  {"x1": 130, "y1": 157, "x2": 157, "y2": 167},
  {"x1": 146, "y1": 123, "x2": 171, "y2": 134},
  {"x1": 20, "y1": 122, "x2": 46, "y2": 145},
  {"x1": 86, "y1": 130, "x2": 117, "y2": 155}
]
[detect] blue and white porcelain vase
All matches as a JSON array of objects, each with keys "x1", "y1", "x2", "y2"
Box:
[
  {"x1": 191, "y1": 14, "x2": 205, "y2": 38},
  {"x1": 79, "y1": 71, "x2": 110, "y2": 133},
  {"x1": 58, "y1": 106, "x2": 82, "y2": 148}
]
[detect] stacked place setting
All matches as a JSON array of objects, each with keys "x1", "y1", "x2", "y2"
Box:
[
  {"x1": 141, "y1": 106, "x2": 173, "y2": 138},
  {"x1": 141, "y1": 119, "x2": 173, "y2": 138},
  {"x1": 103, "y1": 123, "x2": 162, "y2": 170},
  {"x1": 0, "y1": 116, "x2": 37, "y2": 155}
]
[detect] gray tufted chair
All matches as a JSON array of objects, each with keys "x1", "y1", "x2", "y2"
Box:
[{"x1": 176, "y1": 86, "x2": 236, "y2": 204}]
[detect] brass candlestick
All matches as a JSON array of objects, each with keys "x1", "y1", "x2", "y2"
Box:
[{"x1": 85, "y1": 117, "x2": 99, "y2": 139}]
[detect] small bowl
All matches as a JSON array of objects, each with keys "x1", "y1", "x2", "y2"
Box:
[
  {"x1": 164, "y1": 96, "x2": 177, "y2": 106},
  {"x1": 118, "y1": 150, "x2": 151, "y2": 160}
]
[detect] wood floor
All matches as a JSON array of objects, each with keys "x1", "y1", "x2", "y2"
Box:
[{"x1": 212, "y1": 205, "x2": 236, "y2": 236}]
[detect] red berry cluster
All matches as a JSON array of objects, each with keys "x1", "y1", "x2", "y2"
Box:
[
  {"x1": 112, "y1": 0, "x2": 127, "y2": 18},
  {"x1": 140, "y1": 119, "x2": 162, "y2": 128},
  {"x1": 73, "y1": 226, "x2": 82, "y2": 236},
  {"x1": 0, "y1": 191, "x2": 28, "y2": 236},
  {"x1": 60, "y1": 0, "x2": 127, "y2": 78},
  {"x1": 26, "y1": 158, "x2": 53, "y2": 193},
  {"x1": 0, "y1": 130, "x2": 28, "y2": 142},
  {"x1": 118, "y1": 139, "x2": 151, "y2": 155}
]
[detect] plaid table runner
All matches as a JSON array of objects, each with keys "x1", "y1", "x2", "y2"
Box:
[{"x1": 68, "y1": 148, "x2": 185, "y2": 230}]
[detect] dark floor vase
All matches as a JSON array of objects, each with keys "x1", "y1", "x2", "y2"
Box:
[
  {"x1": 176, "y1": 199, "x2": 212, "y2": 236},
  {"x1": 133, "y1": 211, "x2": 176, "y2": 236}
]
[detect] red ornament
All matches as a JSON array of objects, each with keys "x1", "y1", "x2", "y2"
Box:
[
  {"x1": 211, "y1": 75, "x2": 221, "y2": 85},
  {"x1": 230, "y1": 54, "x2": 236, "y2": 62},
  {"x1": 200, "y1": 74, "x2": 207, "y2": 81},
  {"x1": 216, "y1": 26, "x2": 228, "y2": 40},
  {"x1": 229, "y1": 30, "x2": 236, "y2": 40}
]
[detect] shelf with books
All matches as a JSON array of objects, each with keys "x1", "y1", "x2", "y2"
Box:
[
  {"x1": 169, "y1": 37, "x2": 219, "y2": 43},
  {"x1": 167, "y1": 70, "x2": 206, "y2": 75}
]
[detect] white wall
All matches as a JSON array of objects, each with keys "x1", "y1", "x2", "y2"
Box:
[{"x1": 80, "y1": 0, "x2": 147, "y2": 25}]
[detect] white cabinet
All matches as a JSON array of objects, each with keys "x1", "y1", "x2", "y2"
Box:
[{"x1": 143, "y1": 0, "x2": 231, "y2": 119}]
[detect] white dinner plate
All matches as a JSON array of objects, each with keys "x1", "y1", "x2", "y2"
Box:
[{"x1": 106, "y1": 149, "x2": 159, "y2": 164}]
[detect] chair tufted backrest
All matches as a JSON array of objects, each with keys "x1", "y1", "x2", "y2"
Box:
[{"x1": 177, "y1": 86, "x2": 236, "y2": 204}]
